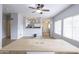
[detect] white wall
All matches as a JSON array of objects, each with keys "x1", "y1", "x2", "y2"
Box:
[
  {"x1": 23, "y1": 18, "x2": 42, "y2": 37},
  {"x1": 11, "y1": 13, "x2": 24, "y2": 40},
  {"x1": 17, "y1": 14, "x2": 23, "y2": 39},
  {"x1": 11, "y1": 13, "x2": 42, "y2": 39},
  {"x1": 0, "y1": 4, "x2": 2, "y2": 48},
  {"x1": 11, "y1": 13, "x2": 18, "y2": 40},
  {"x1": 23, "y1": 28, "x2": 42, "y2": 37}
]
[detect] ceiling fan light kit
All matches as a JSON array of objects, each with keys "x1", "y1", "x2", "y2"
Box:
[{"x1": 36, "y1": 10, "x2": 42, "y2": 13}]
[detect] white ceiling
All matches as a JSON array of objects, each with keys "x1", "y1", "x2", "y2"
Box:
[{"x1": 3, "y1": 4, "x2": 71, "y2": 18}]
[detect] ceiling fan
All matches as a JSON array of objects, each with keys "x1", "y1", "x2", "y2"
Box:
[{"x1": 29, "y1": 4, "x2": 50, "y2": 14}]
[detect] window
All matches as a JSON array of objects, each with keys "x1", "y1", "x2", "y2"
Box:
[
  {"x1": 54, "y1": 15, "x2": 79, "y2": 42},
  {"x1": 54, "y1": 20, "x2": 62, "y2": 35},
  {"x1": 73, "y1": 15, "x2": 79, "y2": 41},
  {"x1": 63, "y1": 17, "x2": 72, "y2": 39}
]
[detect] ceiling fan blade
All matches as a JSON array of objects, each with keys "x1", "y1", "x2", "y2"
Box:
[
  {"x1": 42, "y1": 9, "x2": 50, "y2": 11},
  {"x1": 29, "y1": 7, "x2": 36, "y2": 9}
]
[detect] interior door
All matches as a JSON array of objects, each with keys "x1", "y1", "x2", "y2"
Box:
[{"x1": 42, "y1": 19, "x2": 50, "y2": 38}]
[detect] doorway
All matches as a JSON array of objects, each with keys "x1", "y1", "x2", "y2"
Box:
[
  {"x1": 42, "y1": 19, "x2": 50, "y2": 38},
  {"x1": 6, "y1": 14, "x2": 11, "y2": 39},
  {"x1": 2, "y1": 14, "x2": 11, "y2": 47}
]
